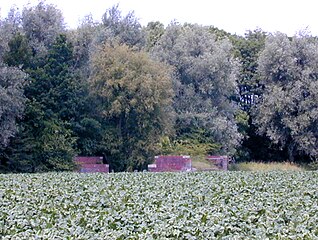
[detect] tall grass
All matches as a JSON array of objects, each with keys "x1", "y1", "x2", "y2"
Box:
[
  {"x1": 229, "y1": 162, "x2": 303, "y2": 171},
  {"x1": 191, "y1": 155, "x2": 214, "y2": 170}
]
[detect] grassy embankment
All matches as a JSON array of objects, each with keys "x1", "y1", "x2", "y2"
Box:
[
  {"x1": 229, "y1": 161, "x2": 304, "y2": 171},
  {"x1": 191, "y1": 155, "x2": 304, "y2": 171}
]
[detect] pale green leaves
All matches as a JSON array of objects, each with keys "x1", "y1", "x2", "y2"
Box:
[
  {"x1": 152, "y1": 24, "x2": 242, "y2": 154},
  {"x1": 0, "y1": 172, "x2": 317, "y2": 239},
  {"x1": 0, "y1": 64, "x2": 26, "y2": 147},
  {"x1": 255, "y1": 33, "x2": 318, "y2": 160}
]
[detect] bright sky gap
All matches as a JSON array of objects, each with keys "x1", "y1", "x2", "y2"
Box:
[{"x1": 1, "y1": 0, "x2": 318, "y2": 36}]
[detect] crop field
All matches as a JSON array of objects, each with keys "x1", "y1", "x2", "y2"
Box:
[{"x1": 0, "y1": 171, "x2": 317, "y2": 239}]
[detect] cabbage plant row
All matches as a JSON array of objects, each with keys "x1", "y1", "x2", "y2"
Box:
[{"x1": 0, "y1": 171, "x2": 317, "y2": 239}]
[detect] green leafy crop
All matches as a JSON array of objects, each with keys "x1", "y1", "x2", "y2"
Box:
[{"x1": 0, "y1": 171, "x2": 317, "y2": 239}]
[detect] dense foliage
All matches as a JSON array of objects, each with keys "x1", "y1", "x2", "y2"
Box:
[
  {"x1": 89, "y1": 43, "x2": 174, "y2": 171},
  {"x1": 255, "y1": 32, "x2": 318, "y2": 162},
  {"x1": 0, "y1": 171, "x2": 317, "y2": 239},
  {"x1": 0, "y1": 1, "x2": 317, "y2": 172},
  {"x1": 151, "y1": 24, "x2": 242, "y2": 155},
  {"x1": 0, "y1": 64, "x2": 26, "y2": 147}
]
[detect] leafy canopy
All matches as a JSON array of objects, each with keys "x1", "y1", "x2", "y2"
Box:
[{"x1": 89, "y1": 42, "x2": 174, "y2": 171}]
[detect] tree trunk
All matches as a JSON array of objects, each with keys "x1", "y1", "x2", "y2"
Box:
[{"x1": 287, "y1": 143, "x2": 295, "y2": 162}]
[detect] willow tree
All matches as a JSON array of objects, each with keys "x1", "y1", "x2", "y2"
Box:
[
  {"x1": 0, "y1": 63, "x2": 26, "y2": 148},
  {"x1": 21, "y1": 1, "x2": 65, "y2": 67},
  {"x1": 89, "y1": 43, "x2": 174, "y2": 171},
  {"x1": 101, "y1": 5, "x2": 145, "y2": 47},
  {"x1": 152, "y1": 23, "x2": 242, "y2": 155},
  {"x1": 255, "y1": 32, "x2": 318, "y2": 161},
  {"x1": 0, "y1": 7, "x2": 21, "y2": 60}
]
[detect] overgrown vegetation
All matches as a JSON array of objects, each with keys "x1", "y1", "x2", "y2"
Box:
[
  {"x1": 0, "y1": 2, "x2": 317, "y2": 172},
  {"x1": 229, "y1": 162, "x2": 304, "y2": 171}
]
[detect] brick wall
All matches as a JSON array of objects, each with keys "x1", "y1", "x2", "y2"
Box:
[
  {"x1": 148, "y1": 156, "x2": 192, "y2": 172},
  {"x1": 74, "y1": 156, "x2": 109, "y2": 173},
  {"x1": 79, "y1": 164, "x2": 109, "y2": 173}
]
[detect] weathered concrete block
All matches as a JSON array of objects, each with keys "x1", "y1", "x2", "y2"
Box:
[
  {"x1": 74, "y1": 156, "x2": 109, "y2": 173},
  {"x1": 79, "y1": 164, "x2": 109, "y2": 173},
  {"x1": 148, "y1": 156, "x2": 192, "y2": 172}
]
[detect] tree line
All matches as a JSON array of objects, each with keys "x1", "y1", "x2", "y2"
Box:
[{"x1": 0, "y1": 2, "x2": 317, "y2": 172}]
